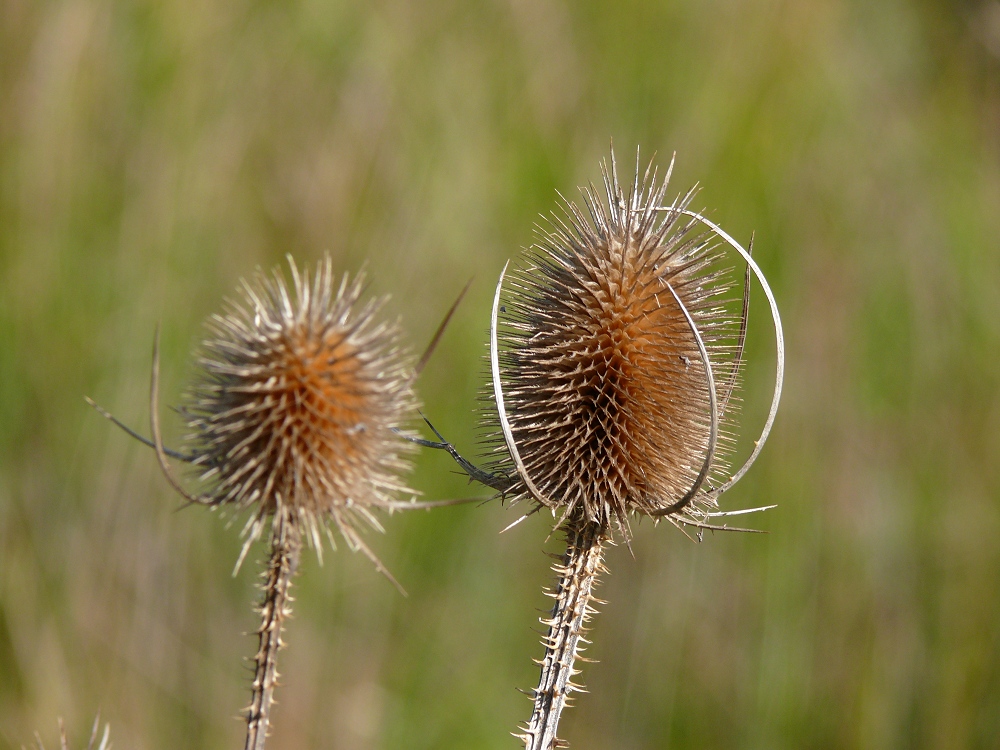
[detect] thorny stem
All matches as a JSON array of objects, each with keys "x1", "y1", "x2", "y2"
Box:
[
  {"x1": 518, "y1": 520, "x2": 609, "y2": 750},
  {"x1": 245, "y1": 507, "x2": 301, "y2": 750}
]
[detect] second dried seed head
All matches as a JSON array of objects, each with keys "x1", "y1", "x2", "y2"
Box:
[{"x1": 182, "y1": 256, "x2": 418, "y2": 560}]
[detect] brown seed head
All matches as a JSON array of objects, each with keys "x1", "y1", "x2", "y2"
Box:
[
  {"x1": 488, "y1": 154, "x2": 744, "y2": 532},
  {"x1": 183, "y1": 255, "x2": 417, "y2": 555}
]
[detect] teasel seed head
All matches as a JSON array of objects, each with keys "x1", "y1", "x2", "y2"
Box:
[
  {"x1": 487, "y1": 152, "x2": 783, "y2": 750},
  {"x1": 414, "y1": 150, "x2": 783, "y2": 749},
  {"x1": 487, "y1": 151, "x2": 783, "y2": 537},
  {"x1": 181, "y1": 255, "x2": 418, "y2": 564}
]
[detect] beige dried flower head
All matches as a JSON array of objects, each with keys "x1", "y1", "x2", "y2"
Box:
[{"x1": 182, "y1": 255, "x2": 418, "y2": 563}]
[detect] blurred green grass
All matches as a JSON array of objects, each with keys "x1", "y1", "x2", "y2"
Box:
[{"x1": 2, "y1": 0, "x2": 1000, "y2": 748}]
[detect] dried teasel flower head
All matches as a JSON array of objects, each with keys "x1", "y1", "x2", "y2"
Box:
[
  {"x1": 486, "y1": 151, "x2": 783, "y2": 537},
  {"x1": 179, "y1": 255, "x2": 418, "y2": 564},
  {"x1": 416, "y1": 150, "x2": 783, "y2": 750},
  {"x1": 86, "y1": 253, "x2": 471, "y2": 750},
  {"x1": 130, "y1": 255, "x2": 469, "y2": 750}
]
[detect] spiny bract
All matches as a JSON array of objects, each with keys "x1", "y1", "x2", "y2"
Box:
[
  {"x1": 182, "y1": 256, "x2": 417, "y2": 557},
  {"x1": 490, "y1": 156, "x2": 742, "y2": 533}
]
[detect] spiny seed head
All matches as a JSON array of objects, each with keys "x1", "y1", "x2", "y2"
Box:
[
  {"x1": 182, "y1": 255, "x2": 417, "y2": 553},
  {"x1": 488, "y1": 153, "x2": 743, "y2": 532}
]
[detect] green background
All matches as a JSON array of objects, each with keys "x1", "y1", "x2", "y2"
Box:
[{"x1": 2, "y1": 1, "x2": 999, "y2": 748}]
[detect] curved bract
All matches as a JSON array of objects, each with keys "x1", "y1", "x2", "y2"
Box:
[
  {"x1": 669, "y1": 207, "x2": 785, "y2": 500},
  {"x1": 491, "y1": 261, "x2": 554, "y2": 509}
]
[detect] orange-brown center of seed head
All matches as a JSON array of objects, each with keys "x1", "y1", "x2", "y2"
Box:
[
  {"x1": 501, "y1": 199, "x2": 727, "y2": 529},
  {"x1": 239, "y1": 323, "x2": 390, "y2": 518},
  {"x1": 282, "y1": 327, "x2": 366, "y2": 457}
]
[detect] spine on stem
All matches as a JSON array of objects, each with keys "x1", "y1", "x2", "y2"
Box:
[
  {"x1": 518, "y1": 521, "x2": 608, "y2": 750},
  {"x1": 245, "y1": 508, "x2": 301, "y2": 750}
]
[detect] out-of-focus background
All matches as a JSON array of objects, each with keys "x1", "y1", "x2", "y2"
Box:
[{"x1": 2, "y1": 1, "x2": 999, "y2": 748}]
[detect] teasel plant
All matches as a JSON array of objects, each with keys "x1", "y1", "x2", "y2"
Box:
[
  {"x1": 89, "y1": 255, "x2": 469, "y2": 750},
  {"x1": 419, "y1": 150, "x2": 784, "y2": 749}
]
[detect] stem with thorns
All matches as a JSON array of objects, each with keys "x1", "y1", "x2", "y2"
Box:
[
  {"x1": 518, "y1": 520, "x2": 609, "y2": 750},
  {"x1": 245, "y1": 507, "x2": 301, "y2": 750}
]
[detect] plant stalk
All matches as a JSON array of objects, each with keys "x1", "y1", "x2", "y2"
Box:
[
  {"x1": 244, "y1": 507, "x2": 300, "y2": 750},
  {"x1": 519, "y1": 520, "x2": 608, "y2": 750}
]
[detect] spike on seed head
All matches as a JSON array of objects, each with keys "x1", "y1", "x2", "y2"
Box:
[
  {"x1": 182, "y1": 255, "x2": 418, "y2": 559},
  {"x1": 487, "y1": 152, "x2": 745, "y2": 534}
]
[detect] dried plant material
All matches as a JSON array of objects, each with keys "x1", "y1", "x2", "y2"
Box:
[
  {"x1": 90, "y1": 254, "x2": 477, "y2": 750},
  {"x1": 424, "y1": 150, "x2": 783, "y2": 749},
  {"x1": 176, "y1": 257, "x2": 418, "y2": 750},
  {"x1": 487, "y1": 152, "x2": 784, "y2": 530},
  {"x1": 519, "y1": 522, "x2": 610, "y2": 750},
  {"x1": 30, "y1": 716, "x2": 111, "y2": 750},
  {"x1": 91, "y1": 256, "x2": 474, "y2": 750},
  {"x1": 87, "y1": 257, "x2": 432, "y2": 750},
  {"x1": 149, "y1": 257, "x2": 417, "y2": 749}
]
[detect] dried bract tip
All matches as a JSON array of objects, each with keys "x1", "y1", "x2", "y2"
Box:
[
  {"x1": 182, "y1": 255, "x2": 418, "y2": 556},
  {"x1": 488, "y1": 152, "x2": 755, "y2": 534},
  {"x1": 31, "y1": 716, "x2": 110, "y2": 750}
]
